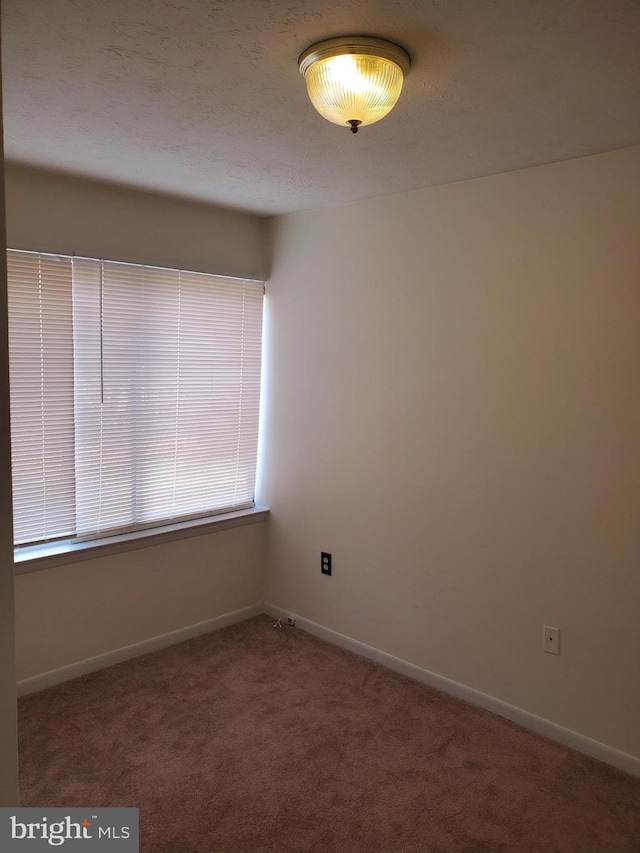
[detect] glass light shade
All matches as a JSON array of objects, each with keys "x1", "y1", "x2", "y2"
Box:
[{"x1": 299, "y1": 38, "x2": 410, "y2": 131}]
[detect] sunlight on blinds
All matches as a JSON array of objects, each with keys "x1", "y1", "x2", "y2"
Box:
[
  {"x1": 7, "y1": 251, "x2": 76, "y2": 544},
  {"x1": 7, "y1": 250, "x2": 264, "y2": 545},
  {"x1": 73, "y1": 259, "x2": 264, "y2": 538}
]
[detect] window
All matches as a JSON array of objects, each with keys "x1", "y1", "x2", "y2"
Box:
[{"x1": 7, "y1": 250, "x2": 264, "y2": 547}]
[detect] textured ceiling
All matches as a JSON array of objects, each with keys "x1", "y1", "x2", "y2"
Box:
[{"x1": 3, "y1": 0, "x2": 640, "y2": 215}]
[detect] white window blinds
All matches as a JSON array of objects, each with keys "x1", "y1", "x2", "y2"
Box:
[
  {"x1": 7, "y1": 252, "x2": 76, "y2": 545},
  {"x1": 7, "y1": 250, "x2": 264, "y2": 545}
]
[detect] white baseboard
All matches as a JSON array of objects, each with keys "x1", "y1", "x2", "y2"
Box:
[
  {"x1": 17, "y1": 602, "x2": 263, "y2": 697},
  {"x1": 264, "y1": 602, "x2": 640, "y2": 779}
]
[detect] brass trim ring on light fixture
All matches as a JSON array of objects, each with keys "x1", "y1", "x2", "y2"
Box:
[{"x1": 298, "y1": 36, "x2": 411, "y2": 78}]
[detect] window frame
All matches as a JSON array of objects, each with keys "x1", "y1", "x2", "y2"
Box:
[
  {"x1": 14, "y1": 505, "x2": 269, "y2": 574},
  {"x1": 7, "y1": 249, "x2": 267, "y2": 569}
]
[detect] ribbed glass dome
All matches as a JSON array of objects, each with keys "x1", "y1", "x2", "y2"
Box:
[{"x1": 303, "y1": 53, "x2": 405, "y2": 129}]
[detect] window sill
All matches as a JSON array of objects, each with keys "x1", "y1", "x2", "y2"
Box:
[{"x1": 14, "y1": 506, "x2": 270, "y2": 575}]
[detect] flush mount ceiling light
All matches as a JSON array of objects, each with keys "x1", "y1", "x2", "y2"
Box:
[{"x1": 298, "y1": 36, "x2": 411, "y2": 133}]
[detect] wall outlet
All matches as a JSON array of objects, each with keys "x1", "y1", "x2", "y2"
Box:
[
  {"x1": 543, "y1": 626, "x2": 560, "y2": 655},
  {"x1": 321, "y1": 552, "x2": 332, "y2": 575},
  {"x1": 287, "y1": 616, "x2": 296, "y2": 627}
]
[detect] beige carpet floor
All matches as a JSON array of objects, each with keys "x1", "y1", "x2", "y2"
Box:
[{"x1": 19, "y1": 615, "x2": 640, "y2": 852}]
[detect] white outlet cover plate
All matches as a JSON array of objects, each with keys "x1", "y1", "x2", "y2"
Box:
[{"x1": 543, "y1": 626, "x2": 560, "y2": 655}]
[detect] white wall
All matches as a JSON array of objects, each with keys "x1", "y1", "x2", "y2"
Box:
[
  {"x1": 15, "y1": 525, "x2": 265, "y2": 681},
  {"x1": 261, "y1": 146, "x2": 640, "y2": 759},
  {"x1": 6, "y1": 166, "x2": 267, "y2": 682},
  {"x1": 4, "y1": 163, "x2": 264, "y2": 280}
]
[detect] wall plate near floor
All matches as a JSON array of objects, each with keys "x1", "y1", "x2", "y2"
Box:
[{"x1": 543, "y1": 626, "x2": 560, "y2": 655}]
